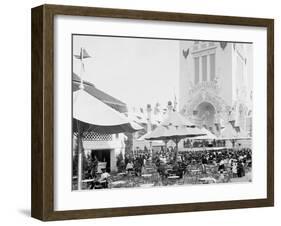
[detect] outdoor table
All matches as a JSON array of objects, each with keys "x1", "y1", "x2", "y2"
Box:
[
  {"x1": 167, "y1": 175, "x2": 179, "y2": 179},
  {"x1": 111, "y1": 180, "x2": 126, "y2": 185},
  {"x1": 93, "y1": 180, "x2": 108, "y2": 189},
  {"x1": 111, "y1": 180, "x2": 126, "y2": 188},
  {"x1": 117, "y1": 172, "x2": 126, "y2": 176},
  {"x1": 140, "y1": 183, "x2": 154, "y2": 188},
  {"x1": 141, "y1": 174, "x2": 153, "y2": 184},
  {"x1": 190, "y1": 169, "x2": 201, "y2": 184},
  {"x1": 82, "y1": 178, "x2": 96, "y2": 189},
  {"x1": 142, "y1": 174, "x2": 152, "y2": 178},
  {"x1": 205, "y1": 165, "x2": 217, "y2": 175},
  {"x1": 82, "y1": 178, "x2": 95, "y2": 183},
  {"x1": 167, "y1": 175, "x2": 179, "y2": 185},
  {"x1": 145, "y1": 167, "x2": 156, "y2": 173},
  {"x1": 190, "y1": 169, "x2": 201, "y2": 174},
  {"x1": 198, "y1": 177, "x2": 217, "y2": 184}
]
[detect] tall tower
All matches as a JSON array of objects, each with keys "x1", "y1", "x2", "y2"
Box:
[{"x1": 179, "y1": 40, "x2": 253, "y2": 136}]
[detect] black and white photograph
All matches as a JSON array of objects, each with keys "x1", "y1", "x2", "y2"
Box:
[{"x1": 72, "y1": 35, "x2": 253, "y2": 191}]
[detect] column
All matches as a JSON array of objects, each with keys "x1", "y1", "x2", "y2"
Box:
[
  {"x1": 110, "y1": 149, "x2": 117, "y2": 172},
  {"x1": 207, "y1": 54, "x2": 210, "y2": 81},
  {"x1": 199, "y1": 55, "x2": 202, "y2": 83}
]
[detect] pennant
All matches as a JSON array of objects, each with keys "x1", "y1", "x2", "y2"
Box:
[
  {"x1": 220, "y1": 42, "x2": 227, "y2": 50},
  {"x1": 182, "y1": 49, "x2": 189, "y2": 59},
  {"x1": 74, "y1": 48, "x2": 91, "y2": 60}
]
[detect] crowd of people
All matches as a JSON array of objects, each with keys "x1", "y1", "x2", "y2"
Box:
[
  {"x1": 116, "y1": 152, "x2": 151, "y2": 176},
  {"x1": 119, "y1": 146, "x2": 252, "y2": 181},
  {"x1": 183, "y1": 139, "x2": 226, "y2": 148},
  {"x1": 81, "y1": 155, "x2": 111, "y2": 189},
  {"x1": 81, "y1": 146, "x2": 252, "y2": 189},
  {"x1": 150, "y1": 147, "x2": 252, "y2": 181}
]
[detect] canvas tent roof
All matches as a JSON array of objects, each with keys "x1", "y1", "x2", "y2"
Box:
[
  {"x1": 73, "y1": 89, "x2": 142, "y2": 134},
  {"x1": 73, "y1": 73, "x2": 128, "y2": 113},
  {"x1": 144, "y1": 112, "x2": 204, "y2": 141},
  {"x1": 161, "y1": 111, "x2": 195, "y2": 127},
  {"x1": 219, "y1": 122, "x2": 237, "y2": 139},
  {"x1": 218, "y1": 122, "x2": 250, "y2": 140},
  {"x1": 144, "y1": 125, "x2": 205, "y2": 141},
  {"x1": 192, "y1": 127, "x2": 217, "y2": 140}
]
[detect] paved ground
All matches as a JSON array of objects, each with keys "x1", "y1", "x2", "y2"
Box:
[{"x1": 230, "y1": 172, "x2": 252, "y2": 183}]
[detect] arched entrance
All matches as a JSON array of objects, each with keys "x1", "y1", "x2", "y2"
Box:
[{"x1": 195, "y1": 102, "x2": 216, "y2": 131}]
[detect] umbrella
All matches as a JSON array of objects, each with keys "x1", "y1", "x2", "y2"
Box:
[
  {"x1": 73, "y1": 89, "x2": 142, "y2": 190},
  {"x1": 218, "y1": 122, "x2": 251, "y2": 148},
  {"x1": 136, "y1": 132, "x2": 165, "y2": 149},
  {"x1": 218, "y1": 122, "x2": 250, "y2": 140},
  {"x1": 218, "y1": 122, "x2": 238, "y2": 140},
  {"x1": 145, "y1": 125, "x2": 204, "y2": 140},
  {"x1": 192, "y1": 128, "x2": 217, "y2": 140},
  {"x1": 161, "y1": 111, "x2": 195, "y2": 127},
  {"x1": 144, "y1": 111, "x2": 205, "y2": 160},
  {"x1": 180, "y1": 147, "x2": 226, "y2": 152}
]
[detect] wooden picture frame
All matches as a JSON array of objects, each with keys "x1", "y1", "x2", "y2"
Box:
[{"x1": 31, "y1": 4, "x2": 274, "y2": 221}]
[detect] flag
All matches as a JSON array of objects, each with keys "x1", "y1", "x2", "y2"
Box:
[{"x1": 74, "y1": 48, "x2": 91, "y2": 60}]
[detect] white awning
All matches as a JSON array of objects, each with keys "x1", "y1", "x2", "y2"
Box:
[{"x1": 73, "y1": 89, "x2": 142, "y2": 133}]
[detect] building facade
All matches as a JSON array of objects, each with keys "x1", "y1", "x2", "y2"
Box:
[
  {"x1": 179, "y1": 41, "x2": 253, "y2": 136},
  {"x1": 73, "y1": 74, "x2": 127, "y2": 172}
]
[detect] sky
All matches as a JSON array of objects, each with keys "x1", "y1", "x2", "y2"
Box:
[{"x1": 73, "y1": 35, "x2": 180, "y2": 111}]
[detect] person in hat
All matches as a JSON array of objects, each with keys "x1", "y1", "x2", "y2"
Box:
[
  {"x1": 90, "y1": 155, "x2": 99, "y2": 178},
  {"x1": 126, "y1": 160, "x2": 134, "y2": 175},
  {"x1": 201, "y1": 155, "x2": 208, "y2": 174},
  {"x1": 232, "y1": 159, "x2": 238, "y2": 178},
  {"x1": 237, "y1": 161, "x2": 244, "y2": 178},
  {"x1": 218, "y1": 170, "x2": 225, "y2": 183},
  {"x1": 218, "y1": 158, "x2": 225, "y2": 172},
  {"x1": 99, "y1": 168, "x2": 111, "y2": 188}
]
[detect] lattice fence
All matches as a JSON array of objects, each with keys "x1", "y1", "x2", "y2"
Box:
[{"x1": 82, "y1": 132, "x2": 113, "y2": 141}]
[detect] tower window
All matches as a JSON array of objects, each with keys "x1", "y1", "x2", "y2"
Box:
[
  {"x1": 210, "y1": 53, "x2": 216, "y2": 81},
  {"x1": 194, "y1": 57, "x2": 199, "y2": 84},
  {"x1": 202, "y1": 55, "x2": 207, "y2": 81}
]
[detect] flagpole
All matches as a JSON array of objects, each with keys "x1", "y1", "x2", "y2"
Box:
[
  {"x1": 77, "y1": 48, "x2": 84, "y2": 191},
  {"x1": 79, "y1": 48, "x2": 85, "y2": 90},
  {"x1": 77, "y1": 120, "x2": 83, "y2": 190},
  {"x1": 74, "y1": 47, "x2": 91, "y2": 190}
]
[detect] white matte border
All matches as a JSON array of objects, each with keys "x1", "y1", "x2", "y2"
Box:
[{"x1": 54, "y1": 15, "x2": 267, "y2": 211}]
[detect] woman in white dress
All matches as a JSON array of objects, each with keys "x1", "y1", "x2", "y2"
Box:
[{"x1": 232, "y1": 160, "x2": 238, "y2": 178}]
